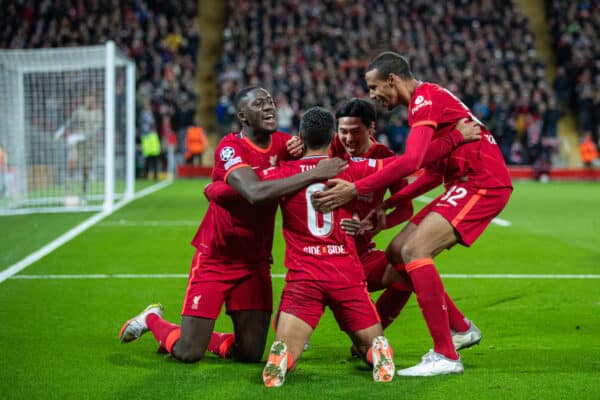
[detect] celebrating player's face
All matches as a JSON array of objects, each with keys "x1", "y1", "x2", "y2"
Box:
[
  {"x1": 240, "y1": 89, "x2": 278, "y2": 133},
  {"x1": 365, "y1": 69, "x2": 397, "y2": 110},
  {"x1": 337, "y1": 116, "x2": 372, "y2": 156}
]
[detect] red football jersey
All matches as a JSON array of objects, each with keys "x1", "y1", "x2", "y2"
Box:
[
  {"x1": 408, "y1": 82, "x2": 512, "y2": 188},
  {"x1": 261, "y1": 156, "x2": 384, "y2": 282},
  {"x1": 330, "y1": 140, "x2": 408, "y2": 254},
  {"x1": 191, "y1": 131, "x2": 291, "y2": 263}
]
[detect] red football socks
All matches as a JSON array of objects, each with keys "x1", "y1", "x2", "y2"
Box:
[
  {"x1": 207, "y1": 332, "x2": 235, "y2": 358},
  {"x1": 406, "y1": 258, "x2": 459, "y2": 360},
  {"x1": 376, "y1": 285, "x2": 412, "y2": 330},
  {"x1": 146, "y1": 313, "x2": 180, "y2": 354},
  {"x1": 445, "y1": 293, "x2": 470, "y2": 333}
]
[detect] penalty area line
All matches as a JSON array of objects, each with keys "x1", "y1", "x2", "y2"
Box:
[
  {"x1": 8, "y1": 273, "x2": 600, "y2": 280},
  {"x1": 0, "y1": 179, "x2": 173, "y2": 285}
]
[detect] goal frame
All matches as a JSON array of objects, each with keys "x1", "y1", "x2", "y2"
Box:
[{"x1": 0, "y1": 41, "x2": 135, "y2": 215}]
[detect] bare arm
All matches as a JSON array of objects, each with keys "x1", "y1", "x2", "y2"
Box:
[{"x1": 226, "y1": 157, "x2": 347, "y2": 205}]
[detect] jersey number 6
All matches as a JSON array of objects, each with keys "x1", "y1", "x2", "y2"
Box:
[{"x1": 306, "y1": 183, "x2": 333, "y2": 237}]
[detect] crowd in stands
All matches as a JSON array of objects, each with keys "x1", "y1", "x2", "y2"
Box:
[
  {"x1": 1, "y1": 0, "x2": 199, "y2": 176},
  {"x1": 1, "y1": 0, "x2": 598, "y2": 170},
  {"x1": 547, "y1": 0, "x2": 600, "y2": 147},
  {"x1": 218, "y1": 0, "x2": 563, "y2": 166}
]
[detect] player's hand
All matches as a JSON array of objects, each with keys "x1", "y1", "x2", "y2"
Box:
[
  {"x1": 340, "y1": 213, "x2": 361, "y2": 236},
  {"x1": 310, "y1": 157, "x2": 348, "y2": 180},
  {"x1": 362, "y1": 206, "x2": 386, "y2": 236},
  {"x1": 456, "y1": 118, "x2": 481, "y2": 143},
  {"x1": 311, "y1": 179, "x2": 357, "y2": 212},
  {"x1": 286, "y1": 136, "x2": 304, "y2": 158}
]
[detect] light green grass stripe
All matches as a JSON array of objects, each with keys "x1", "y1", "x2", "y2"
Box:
[{"x1": 0, "y1": 180, "x2": 173, "y2": 284}]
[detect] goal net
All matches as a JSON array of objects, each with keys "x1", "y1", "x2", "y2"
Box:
[{"x1": 0, "y1": 41, "x2": 135, "y2": 215}]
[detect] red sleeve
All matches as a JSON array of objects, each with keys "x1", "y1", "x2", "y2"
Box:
[
  {"x1": 385, "y1": 201, "x2": 413, "y2": 228},
  {"x1": 422, "y1": 129, "x2": 463, "y2": 166},
  {"x1": 354, "y1": 125, "x2": 435, "y2": 195},
  {"x1": 204, "y1": 181, "x2": 241, "y2": 204},
  {"x1": 383, "y1": 169, "x2": 443, "y2": 209}
]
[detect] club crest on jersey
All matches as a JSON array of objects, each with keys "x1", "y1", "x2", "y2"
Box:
[
  {"x1": 269, "y1": 154, "x2": 278, "y2": 166},
  {"x1": 220, "y1": 146, "x2": 235, "y2": 161}
]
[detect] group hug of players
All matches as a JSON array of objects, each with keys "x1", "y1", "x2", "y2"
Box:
[{"x1": 118, "y1": 52, "x2": 513, "y2": 386}]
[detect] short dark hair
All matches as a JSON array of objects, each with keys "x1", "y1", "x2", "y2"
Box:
[
  {"x1": 335, "y1": 98, "x2": 377, "y2": 128},
  {"x1": 367, "y1": 52, "x2": 413, "y2": 80},
  {"x1": 299, "y1": 107, "x2": 335, "y2": 149},
  {"x1": 234, "y1": 86, "x2": 260, "y2": 112}
]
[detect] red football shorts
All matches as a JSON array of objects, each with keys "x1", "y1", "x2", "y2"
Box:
[
  {"x1": 181, "y1": 250, "x2": 273, "y2": 319},
  {"x1": 411, "y1": 184, "x2": 512, "y2": 246},
  {"x1": 360, "y1": 250, "x2": 389, "y2": 292},
  {"x1": 277, "y1": 280, "x2": 380, "y2": 333}
]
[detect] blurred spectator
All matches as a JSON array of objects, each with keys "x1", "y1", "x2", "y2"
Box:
[
  {"x1": 276, "y1": 95, "x2": 294, "y2": 133},
  {"x1": 548, "y1": 0, "x2": 600, "y2": 143},
  {"x1": 579, "y1": 132, "x2": 599, "y2": 168},
  {"x1": 219, "y1": 0, "x2": 555, "y2": 167},
  {"x1": 1, "y1": 0, "x2": 199, "y2": 172},
  {"x1": 184, "y1": 120, "x2": 208, "y2": 166},
  {"x1": 159, "y1": 114, "x2": 176, "y2": 176},
  {"x1": 0, "y1": 143, "x2": 14, "y2": 197},
  {"x1": 141, "y1": 130, "x2": 161, "y2": 179}
]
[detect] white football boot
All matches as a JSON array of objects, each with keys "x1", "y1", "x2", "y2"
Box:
[
  {"x1": 397, "y1": 349, "x2": 464, "y2": 377},
  {"x1": 452, "y1": 322, "x2": 482, "y2": 350},
  {"x1": 119, "y1": 303, "x2": 164, "y2": 343}
]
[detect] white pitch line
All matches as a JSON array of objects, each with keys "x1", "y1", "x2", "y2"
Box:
[
  {"x1": 100, "y1": 220, "x2": 198, "y2": 227},
  {"x1": 0, "y1": 179, "x2": 173, "y2": 284},
  {"x1": 8, "y1": 273, "x2": 600, "y2": 280},
  {"x1": 416, "y1": 195, "x2": 512, "y2": 227}
]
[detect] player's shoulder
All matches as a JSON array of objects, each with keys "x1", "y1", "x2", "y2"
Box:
[
  {"x1": 216, "y1": 132, "x2": 240, "y2": 149},
  {"x1": 410, "y1": 82, "x2": 452, "y2": 112},
  {"x1": 347, "y1": 157, "x2": 379, "y2": 178}
]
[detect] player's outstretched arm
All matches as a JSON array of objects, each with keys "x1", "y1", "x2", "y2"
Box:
[
  {"x1": 352, "y1": 125, "x2": 436, "y2": 194},
  {"x1": 383, "y1": 169, "x2": 443, "y2": 210},
  {"x1": 226, "y1": 157, "x2": 347, "y2": 205},
  {"x1": 422, "y1": 119, "x2": 481, "y2": 166},
  {"x1": 312, "y1": 125, "x2": 436, "y2": 212}
]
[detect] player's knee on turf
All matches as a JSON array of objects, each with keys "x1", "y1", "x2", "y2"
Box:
[
  {"x1": 232, "y1": 343, "x2": 265, "y2": 363},
  {"x1": 172, "y1": 341, "x2": 205, "y2": 363}
]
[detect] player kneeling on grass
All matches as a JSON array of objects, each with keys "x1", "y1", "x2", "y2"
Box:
[{"x1": 259, "y1": 107, "x2": 395, "y2": 386}]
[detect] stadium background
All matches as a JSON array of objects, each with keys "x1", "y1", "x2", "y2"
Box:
[{"x1": 0, "y1": 1, "x2": 599, "y2": 399}]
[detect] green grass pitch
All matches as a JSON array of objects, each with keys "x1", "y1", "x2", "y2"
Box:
[{"x1": 0, "y1": 180, "x2": 599, "y2": 399}]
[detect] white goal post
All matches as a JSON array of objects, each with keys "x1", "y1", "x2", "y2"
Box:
[{"x1": 0, "y1": 41, "x2": 135, "y2": 215}]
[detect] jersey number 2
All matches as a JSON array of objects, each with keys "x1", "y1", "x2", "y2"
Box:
[{"x1": 305, "y1": 183, "x2": 333, "y2": 237}]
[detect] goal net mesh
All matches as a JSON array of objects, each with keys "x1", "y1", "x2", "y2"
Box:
[{"x1": 0, "y1": 43, "x2": 133, "y2": 214}]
